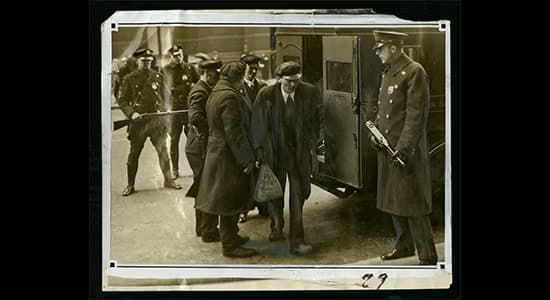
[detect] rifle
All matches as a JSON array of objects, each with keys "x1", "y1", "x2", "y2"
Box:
[
  {"x1": 113, "y1": 110, "x2": 188, "y2": 131},
  {"x1": 365, "y1": 120, "x2": 406, "y2": 167}
]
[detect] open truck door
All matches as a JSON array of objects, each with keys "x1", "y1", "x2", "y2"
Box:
[{"x1": 313, "y1": 36, "x2": 362, "y2": 197}]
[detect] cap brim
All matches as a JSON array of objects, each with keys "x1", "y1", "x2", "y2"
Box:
[
  {"x1": 139, "y1": 57, "x2": 154, "y2": 61},
  {"x1": 372, "y1": 42, "x2": 385, "y2": 50},
  {"x1": 282, "y1": 73, "x2": 302, "y2": 80}
]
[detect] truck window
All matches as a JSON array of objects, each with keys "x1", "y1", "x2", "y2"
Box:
[{"x1": 326, "y1": 61, "x2": 352, "y2": 93}]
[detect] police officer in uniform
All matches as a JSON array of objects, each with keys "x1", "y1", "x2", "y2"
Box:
[
  {"x1": 240, "y1": 54, "x2": 268, "y2": 103},
  {"x1": 161, "y1": 45, "x2": 200, "y2": 180},
  {"x1": 117, "y1": 48, "x2": 182, "y2": 196},
  {"x1": 238, "y1": 54, "x2": 269, "y2": 223},
  {"x1": 185, "y1": 59, "x2": 223, "y2": 240},
  {"x1": 370, "y1": 30, "x2": 438, "y2": 265}
]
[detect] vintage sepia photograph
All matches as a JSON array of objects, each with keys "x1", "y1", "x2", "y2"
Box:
[{"x1": 100, "y1": 9, "x2": 453, "y2": 291}]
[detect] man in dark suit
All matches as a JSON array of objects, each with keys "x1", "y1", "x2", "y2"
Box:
[
  {"x1": 252, "y1": 61, "x2": 321, "y2": 255},
  {"x1": 370, "y1": 30, "x2": 438, "y2": 265},
  {"x1": 117, "y1": 48, "x2": 182, "y2": 196},
  {"x1": 238, "y1": 54, "x2": 269, "y2": 223},
  {"x1": 160, "y1": 45, "x2": 200, "y2": 180},
  {"x1": 185, "y1": 59, "x2": 223, "y2": 241},
  {"x1": 195, "y1": 61, "x2": 257, "y2": 258}
]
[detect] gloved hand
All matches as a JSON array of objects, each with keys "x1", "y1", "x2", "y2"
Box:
[
  {"x1": 390, "y1": 150, "x2": 408, "y2": 167},
  {"x1": 369, "y1": 135, "x2": 382, "y2": 151},
  {"x1": 243, "y1": 161, "x2": 255, "y2": 175}
]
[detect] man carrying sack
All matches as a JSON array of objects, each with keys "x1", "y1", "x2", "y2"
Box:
[{"x1": 251, "y1": 61, "x2": 322, "y2": 255}]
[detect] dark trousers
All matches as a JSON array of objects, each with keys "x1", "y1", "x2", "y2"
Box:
[
  {"x1": 127, "y1": 119, "x2": 171, "y2": 186},
  {"x1": 199, "y1": 211, "x2": 220, "y2": 239},
  {"x1": 169, "y1": 115, "x2": 189, "y2": 173},
  {"x1": 268, "y1": 149, "x2": 306, "y2": 249},
  {"x1": 220, "y1": 214, "x2": 241, "y2": 251},
  {"x1": 391, "y1": 214, "x2": 438, "y2": 261}
]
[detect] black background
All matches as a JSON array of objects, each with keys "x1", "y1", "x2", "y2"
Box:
[{"x1": 89, "y1": 1, "x2": 463, "y2": 299}]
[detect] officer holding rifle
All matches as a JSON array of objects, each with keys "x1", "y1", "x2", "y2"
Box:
[
  {"x1": 369, "y1": 30, "x2": 437, "y2": 265},
  {"x1": 117, "y1": 48, "x2": 182, "y2": 196}
]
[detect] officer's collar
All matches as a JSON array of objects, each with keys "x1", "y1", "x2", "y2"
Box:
[
  {"x1": 388, "y1": 53, "x2": 413, "y2": 76},
  {"x1": 244, "y1": 77, "x2": 255, "y2": 87}
]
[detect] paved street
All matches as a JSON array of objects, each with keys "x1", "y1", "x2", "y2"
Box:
[{"x1": 108, "y1": 108, "x2": 445, "y2": 268}]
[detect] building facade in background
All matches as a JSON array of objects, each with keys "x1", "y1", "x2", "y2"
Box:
[{"x1": 112, "y1": 27, "x2": 274, "y2": 81}]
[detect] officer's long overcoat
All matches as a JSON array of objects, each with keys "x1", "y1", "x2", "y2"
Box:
[
  {"x1": 195, "y1": 79, "x2": 255, "y2": 216},
  {"x1": 161, "y1": 62, "x2": 199, "y2": 127},
  {"x1": 185, "y1": 80, "x2": 212, "y2": 174},
  {"x1": 161, "y1": 62, "x2": 199, "y2": 110},
  {"x1": 185, "y1": 79, "x2": 212, "y2": 197},
  {"x1": 375, "y1": 53, "x2": 432, "y2": 216}
]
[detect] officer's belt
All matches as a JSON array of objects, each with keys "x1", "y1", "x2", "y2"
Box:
[{"x1": 209, "y1": 129, "x2": 224, "y2": 137}]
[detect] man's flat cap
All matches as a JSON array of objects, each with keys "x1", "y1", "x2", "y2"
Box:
[
  {"x1": 276, "y1": 61, "x2": 302, "y2": 80},
  {"x1": 372, "y1": 30, "x2": 408, "y2": 50},
  {"x1": 199, "y1": 59, "x2": 223, "y2": 71},
  {"x1": 133, "y1": 48, "x2": 154, "y2": 60},
  {"x1": 194, "y1": 52, "x2": 211, "y2": 61},
  {"x1": 240, "y1": 54, "x2": 262, "y2": 67},
  {"x1": 220, "y1": 61, "x2": 246, "y2": 78},
  {"x1": 168, "y1": 45, "x2": 184, "y2": 54}
]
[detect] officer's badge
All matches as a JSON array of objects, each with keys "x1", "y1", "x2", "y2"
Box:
[
  {"x1": 394, "y1": 84, "x2": 398, "y2": 89},
  {"x1": 401, "y1": 71, "x2": 406, "y2": 75},
  {"x1": 387, "y1": 86, "x2": 394, "y2": 94},
  {"x1": 182, "y1": 75, "x2": 188, "y2": 81},
  {"x1": 152, "y1": 82, "x2": 158, "y2": 90}
]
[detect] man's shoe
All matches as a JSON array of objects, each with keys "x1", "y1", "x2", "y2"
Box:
[
  {"x1": 233, "y1": 235, "x2": 250, "y2": 247},
  {"x1": 419, "y1": 258, "x2": 438, "y2": 265},
  {"x1": 122, "y1": 185, "x2": 135, "y2": 196},
  {"x1": 164, "y1": 181, "x2": 182, "y2": 189},
  {"x1": 291, "y1": 243, "x2": 313, "y2": 255},
  {"x1": 269, "y1": 231, "x2": 285, "y2": 241},
  {"x1": 202, "y1": 234, "x2": 221, "y2": 243},
  {"x1": 380, "y1": 248, "x2": 415, "y2": 261},
  {"x1": 223, "y1": 247, "x2": 257, "y2": 258}
]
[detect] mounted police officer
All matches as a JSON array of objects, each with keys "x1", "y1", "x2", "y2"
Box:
[
  {"x1": 160, "y1": 45, "x2": 200, "y2": 180},
  {"x1": 185, "y1": 59, "x2": 223, "y2": 240},
  {"x1": 238, "y1": 54, "x2": 269, "y2": 223},
  {"x1": 117, "y1": 48, "x2": 182, "y2": 196},
  {"x1": 370, "y1": 30, "x2": 437, "y2": 265}
]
